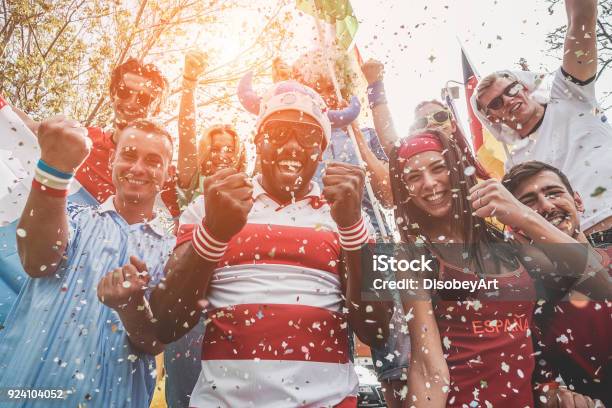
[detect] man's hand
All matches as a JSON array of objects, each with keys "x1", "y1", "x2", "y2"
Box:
[
  {"x1": 322, "y1": 162, "x2": 365, "y2": 228},
  {"x1": 202, "y1": 168, "x2": 253, "y2": 242},
  {"x1": 97, "y1": 256, "x2": 150, "y2": 311},
  {"x1": 272, "y1": 57, "x2": 291, "y2": 82},
  {"x1": 361, "y1": 58, "x2": 385, "y2": 85},
  {"x1": 183, "y1": 50, "x2": 208, "y2": 82},
  {"x1": 537, "y1": 386, "x2": 601, "y2": 408},
  {"x1": 37, "y1": 116, "x2": 90, "y2": 174},
  {"x1": 468, "y1": 178, "x2": 533, "y2": 227}
]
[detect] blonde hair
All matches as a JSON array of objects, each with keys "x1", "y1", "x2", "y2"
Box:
[
  {"x1": 197, "y1": 125, "x2": 246, "y2": 176},
  {"x1": 475, "y1": 71, "x2": 520, "y2": 112}
]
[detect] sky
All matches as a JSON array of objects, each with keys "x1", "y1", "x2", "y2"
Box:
[
  {"x1": 284, "y1": 0, "x2": 610, "y2": 136},
  {"x1": 155, "y1": 0, "x2": 610, "y2": 159}
]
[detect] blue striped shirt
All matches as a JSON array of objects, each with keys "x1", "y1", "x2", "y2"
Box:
[{"x1": 0, "y1": 197, "x2": 175, "y2": 407}]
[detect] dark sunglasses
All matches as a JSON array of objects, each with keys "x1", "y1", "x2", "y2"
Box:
[
  {"x1": 484, "y1": 81, "x2": 523, "y2": 113},
  {"x1": 115, "y1": 83, "x2": 156, "y2": 107},
  {"x1": 412, "y1": 110, "x2": 451, "y2": 130},
  {"x1": 260, "y1": 120, "x2": 324, "y2": 149}
]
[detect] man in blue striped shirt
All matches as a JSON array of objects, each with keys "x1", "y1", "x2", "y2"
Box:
[{"x1": 0, "y1": 116, "x2": 175, "y2": 407}]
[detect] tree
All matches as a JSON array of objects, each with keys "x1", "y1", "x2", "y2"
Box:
[
  {"x1": 544, "y1": 0, "x2": 612, "y2": 110},
  {"x1": 0, "y1": 0, "x2": 295, "y2": 127}
]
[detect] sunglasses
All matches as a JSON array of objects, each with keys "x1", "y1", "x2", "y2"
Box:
[
  {"x1": 412, "y1": 110, "x2": 451, "y2": 130},
  {"x1": 483, "y1": 81, "x2": 523, "y2": 113},
  {"x1": 115, "y1": 83, "x2": 157, "y2": 107},
  {"x1": 260, "y1": 120, "x2": 324, "y2": 149}
]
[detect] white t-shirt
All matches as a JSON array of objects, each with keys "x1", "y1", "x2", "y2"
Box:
[{"x1": 507, "y1": 68, "x2": 612, "y2": 230}]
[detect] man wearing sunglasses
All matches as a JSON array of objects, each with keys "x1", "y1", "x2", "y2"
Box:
[
  {"x1": 11, "y1": 57, "x2": 179, "y2": 216},
  {"x1": 150, "y1": 80, "x2": 390, "y2": 407},
  {"x1": 474, "y1": 0, "x2": 612, "y2": 239}
]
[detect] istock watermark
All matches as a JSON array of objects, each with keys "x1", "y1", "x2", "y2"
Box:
[
  {"x1": 370, "y1": 254, "x2": 499, "y2": 292},
  {"x1": 360, "y1": 243, "x2": 609, "y2": 302}
]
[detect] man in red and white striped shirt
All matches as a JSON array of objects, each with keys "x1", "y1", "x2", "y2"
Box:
[{"x1": 151, "y1": 80, "x2": 390, "y2": 407}]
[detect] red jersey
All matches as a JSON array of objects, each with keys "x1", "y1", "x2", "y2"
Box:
[
  {"x1": 533, "y1": 247, "x2": 611, "y2": 406},
  {"x1": 74, "y1": 127, "x2": 179, "y2": 217},
  {"x1": 434, "y1": 261, "x2": 536, "y2": 408}
]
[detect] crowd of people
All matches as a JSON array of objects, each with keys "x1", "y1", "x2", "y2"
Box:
[{"x1": 0, "y1": 0, "x2": 610, "y2": 407}]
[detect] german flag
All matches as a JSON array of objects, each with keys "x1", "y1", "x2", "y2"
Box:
[{"x1": 461, "y1": 47, "x2": 507, "y2": 179}]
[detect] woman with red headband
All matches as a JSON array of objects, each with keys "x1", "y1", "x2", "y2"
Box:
[{"x1": 388, "y1": 130, "x2": 606, "y2": 407}]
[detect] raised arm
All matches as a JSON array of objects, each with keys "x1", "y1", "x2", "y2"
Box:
[
  {"x1": 150, "y1": 168, "x2": 253, "y2": 344},
  {"x1": 17, "y1": 116, "x2": 90, "y2": 278},
  {"x1": 322, "y1": 162, "x2": 391, "y2": 347},
  {"x1": 361, "y1": 59, "x2": 398, "y2": 157},
  {"x1": 563, "y1": 0, "x2": 598, "y2": 81},
  {"x1": 351, "y1": 123, "x2": 393, "y2": 208},
  {"x1": 177, "y1": 50, "x2": 208, "y2": 188}
]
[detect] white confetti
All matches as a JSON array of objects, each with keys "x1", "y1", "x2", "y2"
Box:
[
  {"x1": 443, "y1": 336, "x2": 451, "y2": 350},
  {"x1": 464, "y1": 166, "x2": 476, "y2": 176}
]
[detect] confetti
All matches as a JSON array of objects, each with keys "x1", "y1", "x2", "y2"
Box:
[
  {"x1": 463, "y1": 166, "x2": 476, "y2": 176},
  {"x1": 590, "y1": 186, "x2": 606, "y2": 197}
]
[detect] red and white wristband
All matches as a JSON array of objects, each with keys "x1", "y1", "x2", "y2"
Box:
[
  {"x1": 338, "y1": 217, "x2": 370, "y2": 251},
  {"x1": 191, "y1": 220, "x2": 229, "y2": 263}
]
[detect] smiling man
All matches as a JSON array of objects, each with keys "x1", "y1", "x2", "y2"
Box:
[
  {"x1": 474, "y1": 0, "x2": 612, "y2": 237},
  {"x1": 502, "y1": 160, "x2": 611, "y2": 406},
  {"x1": 151, "y1": 80, "x2": 390, "y2": 407},
  {"x1": 0, "y1": 117, "x2": 176, "y2": 407}
]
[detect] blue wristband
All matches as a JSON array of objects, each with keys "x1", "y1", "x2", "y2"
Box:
[
  {"x1": 367, "y1": 80, "x2": 387, "y2": 108},
  {"x1": 38, "y1": 159, "x2": 73, "y2": 179}
]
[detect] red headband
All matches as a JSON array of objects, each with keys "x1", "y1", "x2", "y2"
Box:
[{"x1": 397, "y1": 132, "x2": 443, "y2": 160}]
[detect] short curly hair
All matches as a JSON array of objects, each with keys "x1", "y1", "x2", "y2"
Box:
[{"x1": 109, "y1": 57, "x2": 167, "y2": 101}]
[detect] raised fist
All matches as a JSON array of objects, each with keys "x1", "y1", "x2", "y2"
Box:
[
  {"x1": 37, "y1": 115, "x2": 91, "y2": 174},
  {"x1": 97, "y1": 256, "x2": 150, "y2": 311},
  {"x1": 361, "y1": 58, "x2": 385, "y2": 85},
  {"x1": 202, "y1": 168, "x2": 253, "y2": 242},
  {"x1": 183, "y1": 50, "x2": 208, "y2": 81},
  {"x1": 272, "y1": 57, "x2": 291, "y2": 82},
  {"x1": 322, "y1": 162, "x2": 365, "y2": 228}
]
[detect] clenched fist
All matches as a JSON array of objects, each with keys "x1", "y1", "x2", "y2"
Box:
[
  {"x1": 203, "y1": 168, "x2": 253, "y2": 242},
  {"x1": 468, "y1": 179, "x2": 531, "y2": 227},
  {"x1": 37, "y1": 116, "x2": 91, "y2": 174},
  {"x1": 322, "y1": 162, "x2": 365, "y2": 228},
  {"x1": 361, "y1": 58, "x2": 385, "y2": 85},
  {"x1": 97, "y1": 256, "x2": 150, "y2": 311},
  {"x1": 183, "y1": 50, "x2": 208, "y2": 82}
]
